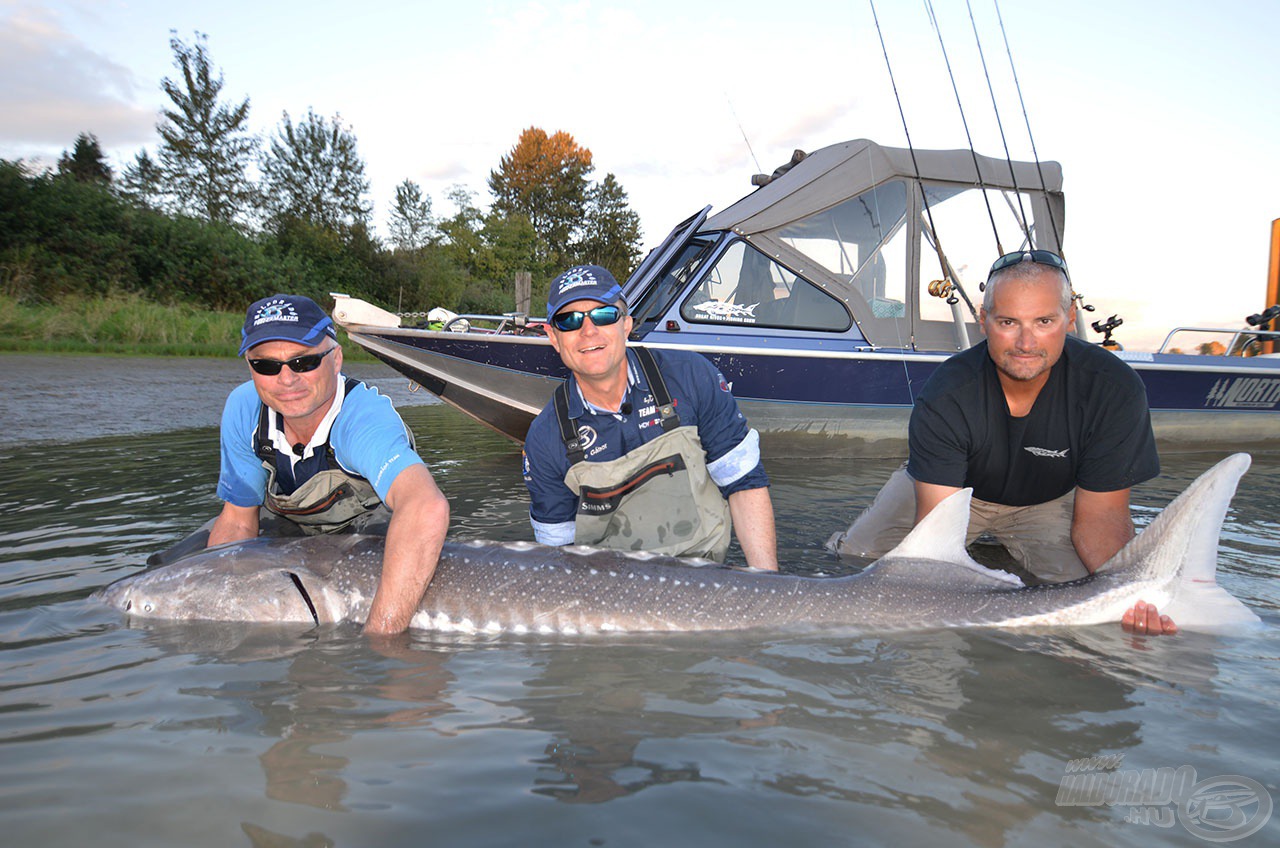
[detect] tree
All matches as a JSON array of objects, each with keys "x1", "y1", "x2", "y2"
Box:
[
  {"x1": 155, "y1": 31, "x2": 257, "y2": 224},
  {"x1": 118, "y1": 150, "x2": 163, "y2": 209},
  {"x1": 57, "y1": 133, "x2": 113, "y2": 184},
  {"x1": 260, "y1": 108, "x2": 371, "y2": 232},
  {"x1": 388, "y1": 179, "x2": 435, "y2": 251},
  {"x1": 579, "y1": 172, "x2": 642, "y2": 278},
  {"x1": 488, "y1": 127, "x2": 593, "y2": 266}
]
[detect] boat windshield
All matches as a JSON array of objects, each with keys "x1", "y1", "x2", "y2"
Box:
[
  {"x1": 628, "y1": 236, "x2": 718, "y2": 328},
  {"x1": 679, "y1": 241, "x2": 851, "y2": 331}
]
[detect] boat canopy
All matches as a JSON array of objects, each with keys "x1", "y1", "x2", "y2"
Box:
[{"x1": 701, "y1": 139, "x2": 1065, "y2": 350}]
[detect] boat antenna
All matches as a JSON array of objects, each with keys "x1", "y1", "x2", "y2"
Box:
[
  {"x1": 725, "y1": 92, "x2": 763, "y2": 174},
  {"x1": 869, "y1": 0, "x2": 973, "y2": 318},
  {"x1": 924, "y1": 0, "x2": 1004, "y2": 255},
  {"x1": 965, "y1": 0, "x2": 1031, "y2": 245},
  {"x1": 993, "y1": 0, "x2": 1063, "y2": 252}
]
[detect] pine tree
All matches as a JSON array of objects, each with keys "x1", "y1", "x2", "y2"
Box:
[{"x1": 260, "y1": 108, "x2": 371, "y2": 232}]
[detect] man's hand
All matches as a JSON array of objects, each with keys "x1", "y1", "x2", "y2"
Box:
[
  {"x1": 1121, "y1": 600, "x2": 1178, "y2": 636},
  {"x1": 727, "y1": 487, "x2": 778, "y2": 571},
  {"x1": 364, "y1": 464, "x2": 450, "y2": 635}
]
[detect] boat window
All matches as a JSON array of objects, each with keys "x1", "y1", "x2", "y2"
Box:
[
  {"x1": 774, "y1": 180, "x2": 909, "y2": 321},
  {"x1": 919, "y1": 183, "x2": 1043, "y2": 321},
  {"x1": 679, "y1": 241, "x2": 851, "y2": 331},
  {"x1": 628, "y1": 236, "x2": 717, "y2": 327}
]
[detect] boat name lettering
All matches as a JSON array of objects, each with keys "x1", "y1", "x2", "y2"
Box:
[{"x1": 1205, "y1": 378, "x2": 1280, "y2": 409}]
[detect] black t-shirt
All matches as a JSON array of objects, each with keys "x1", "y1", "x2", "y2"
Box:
[{"x1": 907, "y1": 336, "x2": 1160, "y2": 505}]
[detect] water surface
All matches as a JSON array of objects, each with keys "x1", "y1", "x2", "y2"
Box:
[{"x1": 1, "y1": 354, "x2": 1277, "y2": 847}]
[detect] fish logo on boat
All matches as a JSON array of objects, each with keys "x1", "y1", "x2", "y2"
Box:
[
  {"x1": 690, "y1": 300, "x2": 760, "y2": 322},
  {"x1": 1204, "y1": 378, "x2": 1280, "y2": 409}
]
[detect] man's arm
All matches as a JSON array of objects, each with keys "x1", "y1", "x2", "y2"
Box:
[
  {"x1": 1071, "y1": 487, "x2": 1135, "y2": 572},
  {"x1": 208, "y1": 501, "x2": 260, "y2": 547},
  {"x1": 913, "y1": 480, "x2": 963, "y2": 525},
  {"x1": 727, "y1": 487, "x2": 778, "y2": 571},
  {"x1": 365, "y1": 464, "x2": 450, "y2": 635}
]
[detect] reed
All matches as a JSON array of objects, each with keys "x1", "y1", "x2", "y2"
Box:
[{"x1": 0, "y1": 293, "x2": 373, "y2": 359}]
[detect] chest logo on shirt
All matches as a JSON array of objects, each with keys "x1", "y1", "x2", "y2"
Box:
[
  {"x1": 1024, "y1": 446, "x2": 1069, "y2": 459},
  {"x1": 576, "y1": 425, "x2": 599, "y2": 451}
]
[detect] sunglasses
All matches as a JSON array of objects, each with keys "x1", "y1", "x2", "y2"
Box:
[
  {"x1": 551, "y1": 305, "x2": 623, "y2": 332},
  {"x1": 987, "y1": 250, "x2": 1070, "y2": 280},
  {"x1": 247, "y1": 345, "x2": 337, "y2": 376}
]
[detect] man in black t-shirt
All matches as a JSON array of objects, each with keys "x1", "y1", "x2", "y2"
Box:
[{"x1": 829, "y1": 251, "x2": 1174, "y2": 635}]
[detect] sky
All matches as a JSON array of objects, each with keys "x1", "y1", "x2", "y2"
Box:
[{"x1": 3, "y1": 0, "x2": 1278, "y2": 349}]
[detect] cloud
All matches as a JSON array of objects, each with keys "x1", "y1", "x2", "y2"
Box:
[{"x1": 0, "y1": 4, "x2": 155, "y2": 154}]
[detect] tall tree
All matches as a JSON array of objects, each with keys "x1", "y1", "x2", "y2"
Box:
[
  {"x1": 388, "y1": 179, "x2": 435, "y2": 251},
  {"x1": 579, "y1": 172, "x2": 643, "y2": 277},
  {"x1": 488, "y1": 127, "x2": 593, "y2": 266},
  {"x1": 260, "y1": 108, "x2": 371, "y2": 232},
  {"x1": 57, "y1": 133, "x2": 113, "y2": 184},
  {"x1": 118, "y1": 150, "x2": 163, "y2": 209},
  {"x1": 155, "y1": 31, "x2": 257, "y2": 224}
]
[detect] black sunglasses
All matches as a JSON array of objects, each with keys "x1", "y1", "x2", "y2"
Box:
[
  {"x1": 247, "y1": 346, "x2": 338, "y2": 376},
  {"x1": 551, "y1": 305, "x2": 623, "y2": 332},
  {"x1": 988, "y1": 250, "x2": 1070, "y2": 280}
]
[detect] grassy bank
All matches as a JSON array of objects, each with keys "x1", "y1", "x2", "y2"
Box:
[{"x1": 0, "y1": 294, "x2": 373, "y2": 359}]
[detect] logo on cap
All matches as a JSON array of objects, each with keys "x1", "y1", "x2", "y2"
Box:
[
  {"x1": 557, "y1": 267, "x2": 599, "y2": 295},
  {"x1": 252, "y1": 298, "x2": 300, "y2": 327}
]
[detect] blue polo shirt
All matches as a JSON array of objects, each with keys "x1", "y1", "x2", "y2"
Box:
[
  {"x1": 217, "y1": 377, "x2": 423, "y2": 507},
  {"x1": 522, "y1": 347, "x2": 769, "y2": 545}
]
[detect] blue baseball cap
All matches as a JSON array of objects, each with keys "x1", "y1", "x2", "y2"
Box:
[
  {"x1": 239, "y1": 294, "x2": 337, "y2": 355},
  {"x1": 546, "y1": 265, "x2": 624, "y2": 318}
]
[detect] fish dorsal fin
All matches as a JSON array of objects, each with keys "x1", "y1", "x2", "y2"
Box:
[{"x1": 881, "y1": 488, "x2": 1024, "y2": 586}]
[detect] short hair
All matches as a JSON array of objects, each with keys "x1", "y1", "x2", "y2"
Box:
[{"x1": 983, "y1": 262, "x2": 1072, "y2": 313}]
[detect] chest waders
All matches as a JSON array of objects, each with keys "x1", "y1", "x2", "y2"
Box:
[
  {"x1": 255, "y1": 378, "x2": 410, "y2": 535},
  {"x1": 555, "y1": 346, "x2": 732, "y2": 561}
]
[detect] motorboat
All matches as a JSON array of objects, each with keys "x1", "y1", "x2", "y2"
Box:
[{"x1": 333, "y1": 139, "x2": 1280, "y2": 457}]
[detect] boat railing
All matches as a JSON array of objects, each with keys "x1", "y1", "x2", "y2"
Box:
[
  {"x1": 1157, "y1": 326, "x2": 1280, "y2": 356},
  {"x1": 410, "y1": 312, "x2": 547, "y2": 336}
]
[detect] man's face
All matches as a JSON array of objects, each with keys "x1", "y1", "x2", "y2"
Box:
[
  {"x1": 246, "y1": 338, "x2": 343, "y2": 424},
  {"x1": 545, "y1": 299, "x2": 634, "y2": 383},
  {"x1": 979, "y1": 269, "x2": 1076, "y2": 384}
]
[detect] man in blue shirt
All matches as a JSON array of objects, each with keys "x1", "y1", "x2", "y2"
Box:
[
  {"x1": 523, "y1": 265, "x2": 778, "y2": 570},
  {"x1": 210, "y1": 293, "x2": 450, "y2": 635}
]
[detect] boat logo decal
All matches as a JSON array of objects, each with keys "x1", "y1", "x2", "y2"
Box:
[
  {"x1": 689, "y1": 299, "x2": 759, "y2": 323},
  {"x1": 1024, "y1": 446, "x2": 1069, "y2": 459},
  {"x1": 1204, "y1": 377, "x2": 1280, "y2": 409}
]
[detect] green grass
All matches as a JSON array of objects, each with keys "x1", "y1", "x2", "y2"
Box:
[{"x1": 0, "y1": 293, "x2": 374, "y2": 359}]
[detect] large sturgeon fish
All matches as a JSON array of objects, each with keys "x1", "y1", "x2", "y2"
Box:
[{"x1": 96, "y1": 454, "x2": 1262, "y2": 634}]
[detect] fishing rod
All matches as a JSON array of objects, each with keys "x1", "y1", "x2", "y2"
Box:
[
  {"x1": 965, "y1": 0, "x2": 1031, "y2": 246},
  {"x1": 993, "y1": 0, "x2": 1063, "y2": 253},
  {"x1": 924, "y1": 0, "x2": 1004, "y2": 257},
  {"x1": 869, "y1": 0, "x2": 978, "y2": 323}
]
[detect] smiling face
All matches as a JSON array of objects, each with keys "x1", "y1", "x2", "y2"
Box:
[
  {"x1": 980, "y1": 266, "x2": 1076, "y2": 386},
  {"x1": 545, "y1": 298, "x2": 634, "y2": 385},
  {"x1": 246, "y1": 339, "x2": 344, "y2": 431}
]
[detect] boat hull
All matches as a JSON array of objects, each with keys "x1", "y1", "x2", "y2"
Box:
[{"x1": 349, "y1": 327, "x2": 1280, "y2": 457}]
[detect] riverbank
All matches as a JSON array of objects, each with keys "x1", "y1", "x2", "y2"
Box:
[{"x1": 0, "y1": 293, "x2": 373, "y2": 359}]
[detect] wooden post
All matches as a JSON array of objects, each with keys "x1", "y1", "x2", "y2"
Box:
[
  {"x1": 514, "y1": 271, "x2": 532, "y2": 315},
  {"x1": 1265, "y1": 220, "x2": 1280, "y2": 354}
]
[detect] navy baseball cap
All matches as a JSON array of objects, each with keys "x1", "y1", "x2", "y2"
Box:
[
  {"x1": 239, "y1": 294, "x2": 337, "y2": 356},
  {"x1": 546, "y1": 265, "x2": 624, "y2": 318}
]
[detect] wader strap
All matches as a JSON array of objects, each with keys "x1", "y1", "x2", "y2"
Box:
[
  {"x1": 633, "y1": 346, "x2": 680, "y2": 433},
  {"x1": 553, "y1": 382, "x2": 585, "y2": 464}
]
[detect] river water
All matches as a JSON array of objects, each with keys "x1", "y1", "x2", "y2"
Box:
[{"x1": 1, "y1": 353, "x2": 1277, "y2": 847}]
